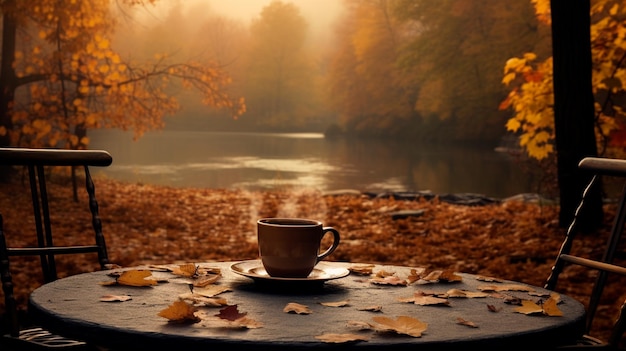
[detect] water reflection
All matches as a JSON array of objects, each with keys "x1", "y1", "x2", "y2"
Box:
[{"x1": 88, "y1": 130, "x2": 535, "y2": 198}]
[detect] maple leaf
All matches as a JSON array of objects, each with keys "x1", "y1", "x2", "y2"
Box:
[
  {"x1": 372, "y1": 316, "x2": 428, "y2": 337},
  {"x1": 158, "y1": 300, "x2": 200, "y2": 323},
  {"x1": 315, "y1": 333, "x2": 369, "y2": 343},
  {"x1": 283, "y1": 302, "x2": 312, "y2": 314},
  {"x1": 513, "y1": 300, "x2": 544, "y2": 315},
  {"x1": 216, "y1": 305, "x2": 247, "y2": 321},
  {"x1": 542, "y1": 296, "x2": 563, "y2": 317}
]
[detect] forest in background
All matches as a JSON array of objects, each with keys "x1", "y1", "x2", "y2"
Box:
[{"x1": 113, "y1": 0, "x2": 550, "y2": 145}]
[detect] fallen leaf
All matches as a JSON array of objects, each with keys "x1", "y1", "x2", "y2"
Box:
[
  {"x1": 357, "y1": 305, "x2": 383, "y2": 312},
  {"x1": 542, "y1": 294, "x2": 563, "y2": 317},
  {"x1": 192, "y1": 274, "x2": 221, "y2": 287},
  {"x1": 283, "y1": 302, "x2": 312, "y2": 314},
  {"x1": 179, "y1": 293, "x2": 228, "y2": 307},
  {"x1": 372, "y1": 316, "x2": 428, "y2": 337},
  {"x1": 171, "y1": 263, "x2": 198, "y2": 277},
  {"x1": 112, "y1": 270, "x2": 158, "y2": 287},
  {"x1": 99, "y1": 294, "x2": 132, "y2": 302},
  {"x1": 446, "y1": 289, "x2": 489, "y2": 298},
  {"x1": 487, "y1": 304, "x2": 502, "y2": 312},
  {"x1": 439, "y1": 270, "x2": 463, "y2": 282},
  {"x1": 399, "y1": 293, "x2": 450, "y2": 306},
  {"x1": 315, "y1": 333, "x2": 369, "y2": 343},
  {"x1": 476, "y1": 275, "x2": 504, "y2": 283},
  {"x1": 478, "y1": 284, "x2": 535, "y2": 292},
  {"x1": 158, "y1": 300, "x2": 200, "y2": 323},
  {"x1": 513, "y1": 300, "x2": 544, "y2": 315},
  {"x1": 347, "y1": 320, "x2": 374, "y2": 330},
  {"x1": 348, "y1": 264, "x2": 375, "y2": 275},
  {"x1": 320, "y1": 300, "x2": 350, "y2": 307},
  {"x1": 369, "y1": 275, "x2": 407, "y2": 286},
  {"x1": 374, "y1": 269, "x2": 396, "y2": 278},
  {"x1": 191, "y1": 285, "x2": 231, "y2": 297},
  {"x1": 456, "y1": 317, "x2": 478, "y2": 328},
  {"x1": 216, "y1": 305, "x2": 247, "y2": 321}
]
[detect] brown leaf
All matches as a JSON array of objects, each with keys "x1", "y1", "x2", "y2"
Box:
[
  {"x1": 399, "y1": 293, "x2": 450, "y2": 306},
  {"x1": 171, "y1": 263, "x2": 198, "y2": 277},
  {"x1": 99, "y1": 294, "x2": 132, "y2": 302},
  {"x1": 158, "y1": 300, "x2": 200, "y2": 323},
  {"x1": 372, "y1": 316, "x2": 428, "y2": 337},
  {"x1": 215, "y1": 305, "x2": 247, "y2": 321},
  {"x1": 320, "y1": 300, "x2": 350, "y2": 307},
  {"x1": 179, "y1": 293, "x2": 228, "y2": 307},
  {"x1": 487, "y1": 304, "x2": 502, "y2": 312},
  {"x1": 348, "y1": 264, "x2": 375, "y2": 275},
  {"x1": 283, "y1": 302, "x2": 312, "y2": 314},
  {"x1": 315, "y1": 333, "x2": 369, "y2": 343},
  {"x1": 513, "y1": 300, "x2": 544, "y2": 315},
  {"x1": 357, "y1": 305, "x2": 383, "y2": 312},
  {"x1": 446, "y1": 289, "x2": 488, "y2": 298},
  {"x1": 456, "y1": 317, "x2": 478, "y2": 328},
  {"x1": 542, "y1": 294, "x2": 563, "y2": 317},
  {"x1": 369, "y1": 275, "x2": 407, "y2": 286}
]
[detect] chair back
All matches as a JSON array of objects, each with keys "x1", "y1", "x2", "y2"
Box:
[
  {"x1": 545, "y1": 157, "x2": 626, "y2": 348},
  {"x1": 0, "y1": 147, "x2": 112, "y2": 338}
]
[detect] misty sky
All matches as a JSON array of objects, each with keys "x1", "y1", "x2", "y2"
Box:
[{"x1": 145, "y1": 0, "x2": 344, "y2": 40}]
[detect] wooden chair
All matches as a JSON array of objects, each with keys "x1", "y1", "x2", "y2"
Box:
[
  {"x1": 0, "y1": 147, "x2": 113, "y2": 350},
  {"x1": 545, "y1": 157, "x2": 626, "y2": 349}
]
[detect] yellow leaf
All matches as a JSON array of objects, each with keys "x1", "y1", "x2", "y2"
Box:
[
  {"x1": 372, "y1": 316, "x2": 428, "y2": 337},
  {"x1": 513, "y1": 300, "x2": 544, "y2": 315},
  {"x1": 158, "y1": 300, "x2": 200, "y2": 323},
  {"x1": 542, "y1": 295, "x2": 563, "y2": 317},
  {"x1": 117, "y1": 270, "x2": 157, "y2": 287}
]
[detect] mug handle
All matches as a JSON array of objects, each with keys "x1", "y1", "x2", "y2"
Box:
[{"x1": 317, "y1": 227, "x2": 340, "y2": 262}]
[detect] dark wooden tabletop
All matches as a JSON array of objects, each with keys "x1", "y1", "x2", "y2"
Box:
[{"x1": 29, "y1": 261, "x2": 585, "y2": 350}]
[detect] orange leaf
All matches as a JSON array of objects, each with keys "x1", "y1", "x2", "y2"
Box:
[
  {"x1": 513, "y1": 300, "x2": 544, "y2": 315},
  {"x1": 283, "y1": 302, "x2": 312, "y2": 314},
  {"x1": 117, "y1": 270, "x2": 157, "y2": 287},
  {"x1": 158, "y1": 300, "x2": 200, "y2": 323}
]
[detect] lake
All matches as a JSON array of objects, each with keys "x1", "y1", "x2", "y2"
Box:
[{"x1": 88, "y1": 130, "x2": 537, "y2": 199}]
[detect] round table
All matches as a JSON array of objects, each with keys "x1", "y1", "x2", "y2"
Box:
[{"x1": 29, "y1": 261, "x2": 585, "y2": 350}]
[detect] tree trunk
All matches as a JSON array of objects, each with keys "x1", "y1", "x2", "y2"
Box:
[
  {"x1": 0, "y1": 1, "x2": 17, "y2": 149},
  {"x1": 551, "y1": 0, "x2": 602, "y2": 231}
]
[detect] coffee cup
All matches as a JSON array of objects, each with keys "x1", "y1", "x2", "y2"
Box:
[{"x1": 257, "y1": 218, "x2": 340, "y2": 278}]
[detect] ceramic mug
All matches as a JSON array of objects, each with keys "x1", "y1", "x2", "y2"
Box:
[{"x1": 257, "y1": 218, "x2": 340, "y2": 278}]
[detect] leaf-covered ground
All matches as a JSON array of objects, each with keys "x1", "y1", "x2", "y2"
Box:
[{"x1": 1, "y1": 176, "x2": 625, "y2": 346}]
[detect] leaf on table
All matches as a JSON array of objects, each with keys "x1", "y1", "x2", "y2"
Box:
[
  {"x1": 171, "y1": 263, "x2": 199, "y2": 277},
  {"x1": 371, "y1": 316, "x2": 428, "y2": 337},
  {"x1": 348, "y1": 264, "x2": 375, "y2": 275},
  {"x1": 99, "y1": 294, "x2": 132, "y2": 302},
  {"x1": 406, "y1": 268, "x2": 426, "y2": 284},
  {"x1": 487, "y1": 304, "x2": 502, "y2": 312},
  {"x1": 315, "y1": 333, "x2": 370, "y2": 343},
  {"x1": 542, "y1": 294, "x2": 563, "y2": 317},
  {"x1": 283, "y1": 302, "x2": 312, "y2": 314},
  {"x1": 369, "y1": 275, "x2": 407, "y2": 286},
  {"x1": 320, "y1": 300, "x2": 350, "y2": 307},
  {"x1": 446, "y1": 289, "x2": 489, "y2": 298},
  {"x1": 476, "y1": 275, "x2": 504, "y2": 283},
  {"x1": 347, "y1": 320, "x2": 373, "y2": 330},
  {"x1": 192, "y1": 285, "x2": 231, "y2": 297},
  {"x1": 420, "y1": 269, "x2": 462, "y2": 283},
  {"x1": 374, "y1": 269, "x2": 396, "y2": 278},
  {"x1": 192, "y1": 274, "x2": 221, "y2": 287},
  {"x1": 456, "y1": 317, "x2": 478, "y2": 328},
  {"x1": 158, "y1": 300, "x2": 200, "y2": 323},
  {"x1": 100, "y1": 270, "x2": 158, "y2": 287},
  {"x1": 513, "y1": 300, "x2": 544, "y2": 315},
  {"x1": 357, "y1": 305, "x2": 383, "y2": 312},
  {"x1": 398, "y1": 292, "x2": 450, "y2": 306},
  {"x1": 179, "y1": 293, "x2": 228, "y2": 307},
  {"x1": 215, "y1": 305, "x2": 247, "y2": 321},
  {"x1": 477, "y1": 284, "x2": 535, "y2": 293}
]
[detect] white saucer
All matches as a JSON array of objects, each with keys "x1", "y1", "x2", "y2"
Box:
[{"x1": 230, "y1": 260, "x2": 350, "y2": 283}]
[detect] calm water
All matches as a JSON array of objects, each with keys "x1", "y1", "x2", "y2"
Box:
[{"x1": 88, "y1": 130, "x2": 535, "y2": 198}]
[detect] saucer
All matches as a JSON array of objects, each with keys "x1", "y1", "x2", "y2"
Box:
[{"x1": 230, "y1": 260, "x2": 350, "y2": 283}]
